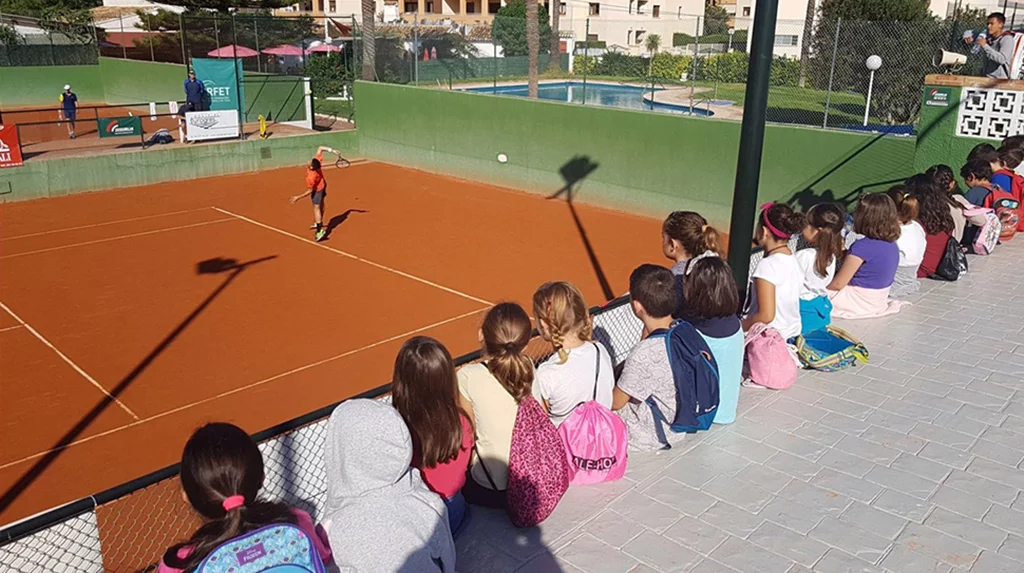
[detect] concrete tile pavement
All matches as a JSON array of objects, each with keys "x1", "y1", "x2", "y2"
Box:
[{"x1": 454, "y1": 239, "x2": 1024, "y2": 573}]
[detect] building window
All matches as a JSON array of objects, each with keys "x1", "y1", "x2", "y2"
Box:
[
  {"x1": 467, "y1": 1, "x2": 476, "y2": 12},
  {"x1": 774, "y1": 34, "x2": 798, "y2": 46},
  {"x1": 634, "y1": 30, "x2": 645, "y2": 44},
  {"x1": 328, "y1": 0, "x2": 336, "y2": 11},
  {"x1": 404, "y1": 1, "x2": 416, "y2": 11},
  {"x1": 742, "y1": 6, "x2": 750, "y2": 15},
  {"x1": 559, "y1": 1, "x2": 566, "y2": 14},
  {"x1": 489, "y1": 1, "x2": 500, "y2": 12},
  {"x1": 589, "y1": 2, "x2": 600, "y2": 15},
  {"x1": 317, "y1": 0, "x2": 324, "y2": 11},
  {"x1": 652, "y1": 4, "x2": 659, "y2": 17},
  {"x1": 425, "y1": 0, "x2": 434, "y2": 11}
]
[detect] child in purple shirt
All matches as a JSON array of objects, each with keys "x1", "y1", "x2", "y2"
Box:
[{"x1": 827, "y1": 193, "x2": 904, "y2": 319}]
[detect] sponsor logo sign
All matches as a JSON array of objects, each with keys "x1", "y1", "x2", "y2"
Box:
[
  {"x1": 185, "y1": 110, "x2": 240, "y2": 141},
  {"x1": 0, "y1": 125, "x2": 24, "y2": 168},
  {"x1": 98, "y1": 116, "x2": 143, "y2": 137}
]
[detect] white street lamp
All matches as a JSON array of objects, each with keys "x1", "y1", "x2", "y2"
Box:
[
  {"x1": 728, "y1": 27, "x2": 735, "y2": 52},
  {"x1": 864, "y1": 54, "x2": 882, "y2": 127}
]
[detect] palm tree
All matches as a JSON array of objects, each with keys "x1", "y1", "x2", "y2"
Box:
[
  {"x1": 360, "y1": 0, "x2": 376, "y2": 80},
  {"x1": 645, "y1": 33, "x2": 661, "y2": 78},
  {"x1": 526, "y1": 0, "x2": 539, "y2": 97},
  {"x1": 547, "y1": 0, "x2": 561, "y2": 71}
]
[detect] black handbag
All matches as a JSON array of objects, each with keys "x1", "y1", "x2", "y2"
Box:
[{"x1": 929, "y1": 236, "x2": 968, "y2": 281}]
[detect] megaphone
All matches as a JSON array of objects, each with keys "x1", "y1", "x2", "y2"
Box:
[{"x1": 934, "y1": 49, "x2": 968, "y2": 72}]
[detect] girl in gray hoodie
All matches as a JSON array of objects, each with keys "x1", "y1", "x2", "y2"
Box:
[{"x1": 323, "y1": 399, "x2": 457, "y2": 573}]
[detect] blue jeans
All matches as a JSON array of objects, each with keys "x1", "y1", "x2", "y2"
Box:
[{"x1": 444, "y1": 491, "x2": 469, "y2": 537}]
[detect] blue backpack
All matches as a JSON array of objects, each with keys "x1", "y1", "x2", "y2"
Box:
[
  {"x1": 648, "y1": 321, "x2": 720, "y2": 433},
  {"x1": 195, "y1": 523, "x2": 326, "y2": 573}
]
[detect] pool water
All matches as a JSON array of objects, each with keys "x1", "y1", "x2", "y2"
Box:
[{"x1": 464, "y1": 82, "x2": 714, "y2": 116}]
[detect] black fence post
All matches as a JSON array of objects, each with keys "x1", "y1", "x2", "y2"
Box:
[{"x1": 726, "y1": 0, "x2": 779, "y2": 298}]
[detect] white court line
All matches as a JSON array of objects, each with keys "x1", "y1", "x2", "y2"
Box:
[
  {"x1": 213, "y1": 207, "x2": 493, "y2": 306},
  {"x1": 0, "y1": 301, "x2": 139, "y2": 421},
  {"x1": 0, "y1": 306, "x2": 488, "y2": 470},
  {"x1": 0, "y1": 218, "x2": 235, "y2": 259},
  {"x1": 0, "y1": 325, "x2": 25, "y2": 333},
  {"x1": 2, "y1": 209, "x2": 206, "y2": 241}
]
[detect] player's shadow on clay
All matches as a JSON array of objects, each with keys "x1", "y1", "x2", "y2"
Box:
[{"x1": 323, "y1": 209, "x2": 368, "y2": 241}]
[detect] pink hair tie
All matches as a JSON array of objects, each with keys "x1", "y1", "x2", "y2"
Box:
[
  {"x1": 222, "y1": 495, "x2": 245, "y2": 512},
  {"x1": 758, "y1": 201, "x2": 792, "y2": 239}
]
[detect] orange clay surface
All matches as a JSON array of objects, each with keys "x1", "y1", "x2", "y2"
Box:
[{"x1": 0, "y1": 161, "x2": 664, "y2": 526}]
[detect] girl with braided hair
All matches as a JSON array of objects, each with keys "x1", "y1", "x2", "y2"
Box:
[{"x1": 530, "y1": 281, "x2": 615, "y2": 427}]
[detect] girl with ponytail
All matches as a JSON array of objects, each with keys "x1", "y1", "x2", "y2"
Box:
[
  {"x1": 795, "y1": 203, "x2": 845, "y2": 334},
  {"x1": 886, "y1": 186, "x2": 926, "y2": 298},
  {"x1": 159, "y1": 423, "x2": 332, "y2": 573},
  {"x1": 531, "y1": 281, "x2": 614, "y2": 427},
  {"x1": 662, "y1": 211, "x2": 725, "y2": 320},
  {"x1": 457, "y1": 303, "x2": 535, "y2": 508}
]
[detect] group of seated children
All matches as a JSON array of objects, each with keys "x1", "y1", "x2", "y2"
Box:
[{"x1": 158, "y1": 140, "x2": 1024, "y2": 571}]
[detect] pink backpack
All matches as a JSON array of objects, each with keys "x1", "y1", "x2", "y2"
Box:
[
  {"x1": 962, "y1": 207, "x2": 1000, "y2": 255},
  {"x1": 743, "y1": 323, "x2": 797, "y2": 389},
  {"x1": 504, "y1": 395, "x2": 570, "y2": 527},
  {"x1": 556, "y1": 344, "x2": 628, "y2": 486}
]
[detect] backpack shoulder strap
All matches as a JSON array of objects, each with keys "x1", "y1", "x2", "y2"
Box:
[
  {"x1": 472, "y1": 444, "x2": 500, "y2": 490},
  {"x1": 591, "y1": 342, "x2": 601, "y2": 401}
]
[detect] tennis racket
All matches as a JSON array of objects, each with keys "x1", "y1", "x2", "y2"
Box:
[{"x1": 335, "y1": 157, "x2": 350, "y2": 169}]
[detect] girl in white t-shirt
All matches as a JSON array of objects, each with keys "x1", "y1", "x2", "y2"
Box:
[
  {"x1": 886, "y1": 186, "x2": 926, "y2": 298},
  {"x1": 795, "y1": 203, "x2": 845, "y2": 335},
  {"x1": 742, "y1": 202, "x2": 806, "y2": 341},
  {"x1": 457, "y1": 303, "x2": 534, "y2": 509},
  {"x1": 531, "y1": 281, "x2": 615, "y2": 427}
]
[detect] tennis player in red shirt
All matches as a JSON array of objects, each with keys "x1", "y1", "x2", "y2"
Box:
[{"x1": 290, "y1": 146, "x2": 341, "y2": 241}]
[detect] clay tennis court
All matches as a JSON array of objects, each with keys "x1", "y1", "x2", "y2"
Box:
[{"x1": 0, "y1": 160, "x2": 663, "y2": 526}]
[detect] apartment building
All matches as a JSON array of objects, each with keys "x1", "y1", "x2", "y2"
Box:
[{"x1": 277, "y1": 0, "x2": 704, "y2": 55}]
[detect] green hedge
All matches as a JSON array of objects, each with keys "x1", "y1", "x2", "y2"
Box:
[
  {"x1": 574, "y1": 51, "x2": 800, "y2": 86},
  {"x1": 672, "y1": 30, "x2": 747, "y2": 47}
]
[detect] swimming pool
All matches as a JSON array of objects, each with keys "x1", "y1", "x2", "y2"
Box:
[{"x1": 463, "y1": 82, "x2": 714, "y2": 116}]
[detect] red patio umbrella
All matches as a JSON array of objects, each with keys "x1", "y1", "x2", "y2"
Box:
[
  {"x1": 262, "y1": 45, "x2": 305, "y2": 57},
  {"x1": 306, "y1": 43, "x2": 341, "y2": 54},
  {"x1": 207, "y1": 44, "x2": 259, "y2": 58}
]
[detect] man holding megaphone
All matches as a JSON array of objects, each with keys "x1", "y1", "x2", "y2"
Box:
[{"x1": 964, "y1": 12, "x2": 1017, "y2": 78}]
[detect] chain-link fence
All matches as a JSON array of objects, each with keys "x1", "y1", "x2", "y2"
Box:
[
  {"x1": 0, "y1": 12, "x2": 98, "y2": 66},
  {"x1": 0, "y1": 296, "x2": 641, "y2": 573}
]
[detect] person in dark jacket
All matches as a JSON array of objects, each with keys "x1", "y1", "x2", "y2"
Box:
[{"x1": 183, "y1": 70, "x2": 205, "y2": 112}]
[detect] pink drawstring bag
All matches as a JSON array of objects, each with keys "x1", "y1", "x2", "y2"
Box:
[
  {"x1": 504, "y1": 395, "x2": 571, "y2": 527},
  {"x1": 743, "y1": 323, "x2": 797, "y2": 389},
  {"x1": 557, "y1": 344, "x2": 628, "y2": 485}
]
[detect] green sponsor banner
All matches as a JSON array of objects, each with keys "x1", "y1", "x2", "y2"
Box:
[
  {"x1": 98, "y1": 116, "x2": 142, "y2": 137},
  {"x1": 924, "y1": 86, "x2": 952, "y2": 107},
  {"x1": 191, "y1": 58, "x2": 245, "y2": 113}
]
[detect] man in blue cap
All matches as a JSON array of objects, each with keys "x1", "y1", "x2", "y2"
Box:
[{"x1": 183, "y1": 69, "x2": 205, "y2": 112}]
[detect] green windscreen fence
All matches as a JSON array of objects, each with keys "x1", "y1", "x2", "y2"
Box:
[
  {"x1": 0, "y1": 44, "x2": 98, "y2": 66},
  {"x1": 242, "y1": 75, "x2": 307, "y2": 124}
]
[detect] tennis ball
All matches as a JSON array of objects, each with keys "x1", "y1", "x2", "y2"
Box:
[{"x1": 497, "y1": 153, "x2": 508, "y2": 164}]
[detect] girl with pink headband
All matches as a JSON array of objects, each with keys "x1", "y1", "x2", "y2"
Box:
[
  {"x1": 158, "y1": 423, "x2": 333, "y2": 573},
  {"x1": 742, "y1": 202, "x2": 807, "y2": 342}
]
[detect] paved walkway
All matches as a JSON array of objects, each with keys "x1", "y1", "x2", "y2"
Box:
[{"x1": 456, "y1": 239, "x2": 1024, "y2": 573}]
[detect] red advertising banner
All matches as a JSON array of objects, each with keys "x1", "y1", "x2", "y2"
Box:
[{"x1": 0, "y1": 125, "x2": 24, "y2": 168}]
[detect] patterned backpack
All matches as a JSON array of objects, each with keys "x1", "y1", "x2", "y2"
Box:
[
  {"x1": 794, "y1": 326, "x2": 869, "y2": 372},
  {"x1": 961, "y1": 207, "x2": 1000, "y2": 255},
  {"x1": 989, "y1": 188, "x2": 1020, "y2": 242},
  {"x1": 195, "y1": 523, "x2": 326, "y2": 573},
  {"x1": 505, "y1": 396, "x2": 571, "y2": 527}
]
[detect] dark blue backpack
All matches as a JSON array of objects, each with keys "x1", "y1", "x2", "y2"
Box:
[{"x1": 648, "y1": 321, "x2": 720, "y2": 433}]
